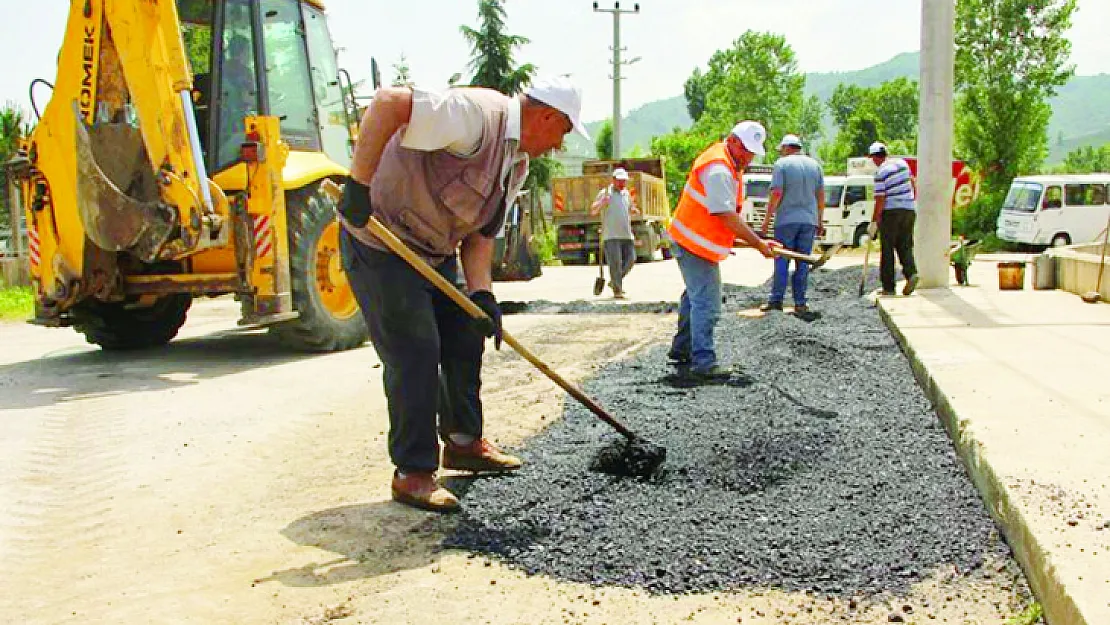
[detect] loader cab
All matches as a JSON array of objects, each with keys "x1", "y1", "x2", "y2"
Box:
[{"x1": 179, "y1": 0, "x2": 353, "y2": 179}]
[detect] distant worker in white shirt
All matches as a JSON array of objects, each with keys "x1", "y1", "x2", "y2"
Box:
[{"x1": 590, "y1": 167, "x2": 640, "y2": 298}]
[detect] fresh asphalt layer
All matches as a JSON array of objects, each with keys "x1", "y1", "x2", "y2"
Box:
[{"x1": 447, "y1": 267, "x2": 1015, "y2": 597}]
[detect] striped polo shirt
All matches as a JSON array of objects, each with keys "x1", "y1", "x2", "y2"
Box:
[{"x1": 873, "y1": 157, "x2": 916, "y2": 211}]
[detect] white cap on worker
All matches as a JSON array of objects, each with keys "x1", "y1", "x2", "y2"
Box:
[
  {"x1": 779, "y1": 134, "x2": 803, "y2": 149},
  {"x1": 730, "y1": 120, "x2": 766, "y2": 156},
  {"x1": 612, "y1": 167, "x2": 629, "y2": 180},
  {"x1": 868, "y1": 141, "x2": 888, "y2": 156},
  {"x1": 525, "y1": 76, "x2": 589, "y2": 140}
]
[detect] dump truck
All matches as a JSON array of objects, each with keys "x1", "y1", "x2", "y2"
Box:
[
  {"x1": 8, "y1": 0, "x2": 366, "y2": 351},
  {"x1": 550, "y1": 157, "x2": 669, "y2": 265}
]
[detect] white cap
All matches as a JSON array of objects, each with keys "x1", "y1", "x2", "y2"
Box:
[
  {"x1": 612, "y1": 167, "x2": 629, "y2": 180},
  {"x1": 778, "y1": 134, "x2": 803, "y2": 149},
  {"x1": 868, "y1": 141, "x2": 887, "y2": 156},
  {"x1": 730, "y1": 120, "x2": 766, "y2": 157},
  {"x1": 525, "y1": 76, "x2": 589, "y2": 140}
]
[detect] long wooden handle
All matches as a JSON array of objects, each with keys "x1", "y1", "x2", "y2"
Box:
[
  {"x1": 734, "y1": 241, "x2": 821, "y2": 264},
  {"x1": 772, "y1": 247, "x2": 822, "y2": 264},
  {"x1": 859, "y1": 240, "x2": 872, "y2": 296},
  {"x1": 360, "y1": 213, "x2": 638, "y2": 440}
]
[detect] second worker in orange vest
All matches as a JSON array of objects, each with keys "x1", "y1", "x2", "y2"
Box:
[{"x1": 666, "y1": 121, "x2": 780, "y2": 381}]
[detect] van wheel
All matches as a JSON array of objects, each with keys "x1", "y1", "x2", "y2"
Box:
[
  {"x1": 852, "y1": 224, "x2": 869, "y2": 247},
  {"x1": 271, "y1": 183, "x2": 369, "y2": 352},
  {"x1": 1050, "y1": 233, "x2": 1071, "y2": 248},
  {"x1": 72, "y1": 294, "x2": 192, "y2": 350}
]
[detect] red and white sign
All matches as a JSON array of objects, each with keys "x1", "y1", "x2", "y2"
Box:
[
  {"x1": 27, "y1": 228, "x2": 40, "y2": 269},
  {"x1": 253, "y1": 214, "x2": 273, "y2": 259}
]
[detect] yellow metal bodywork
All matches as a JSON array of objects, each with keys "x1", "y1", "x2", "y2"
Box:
[
  {"x1": 20, "y1": 0, "x2": 352, "y2": 326},
  {"x1": 26, "y1": 0, "x2": 215, "y2": 304},
  {"x1": 242, "y1": 116, "x2": 293, "y2": 316},
  {"x1": 212, "y1": 151, "x2": 349, "y2": 193}
]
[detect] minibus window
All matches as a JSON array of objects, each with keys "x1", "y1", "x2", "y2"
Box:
[
  {"x1": 1002, "y1": 182, "x2": 1043, "y2": 212},
  {"x1": 1041, "y1": 186, "x2": 1062, "y2": 210},
  {"x1": 1092, "y1": 184, "x2": 1107, "y2": 206}
]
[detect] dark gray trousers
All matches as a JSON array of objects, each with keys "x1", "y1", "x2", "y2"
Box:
[
  {"x1": 879, "y1": 209, "x2": 918, "y2": 292},
  {"x1": 604, "y1": 239, "x2": 636, "y2": 292},
  {"x1": 340, "y1": 230, "x2": 484, "y2": 473}
]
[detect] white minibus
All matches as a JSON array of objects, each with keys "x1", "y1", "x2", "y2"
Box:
[{"x1": 996, "y1": 174, "x2": 1110, "y2": 247}]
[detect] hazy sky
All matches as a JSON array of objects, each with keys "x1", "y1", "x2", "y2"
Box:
[{"x1": 2, "y1": 1, "x2": 1108, "y2": 123}]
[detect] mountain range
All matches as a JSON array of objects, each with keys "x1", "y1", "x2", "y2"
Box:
[{"x1": 564, "y1": 51, "x2": 1110, "y2": 165}]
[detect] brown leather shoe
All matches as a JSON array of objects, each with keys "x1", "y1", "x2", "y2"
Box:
[
  {"x1": 442, "y1": 438, "x2": 523, "y2": 473},
  {"x1": 391, "y1": 471, "x2": 459, "y2": 512}
]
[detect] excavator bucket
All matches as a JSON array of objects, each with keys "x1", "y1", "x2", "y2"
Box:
[{"x1": 73, "y1": 106, "x2": 178, "y2": 263}]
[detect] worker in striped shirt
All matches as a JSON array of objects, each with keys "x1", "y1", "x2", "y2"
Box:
[{"x1": 867, "y1": 142, "x2": 919, "y2": 296}]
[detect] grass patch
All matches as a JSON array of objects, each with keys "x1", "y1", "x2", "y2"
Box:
[
  {"x1": 0, "y1": 285, "x2": 34, "y2": 321},
  {"x1": 1006, "y1": 602, "x2": 1043, "y2": 625}
]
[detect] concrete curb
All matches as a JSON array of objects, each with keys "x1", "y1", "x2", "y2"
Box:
[{"x1": 877, "y1": 301, "x2": 1087, "y2": 625}]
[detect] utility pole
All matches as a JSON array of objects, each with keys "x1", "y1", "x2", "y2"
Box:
[
  {"x1": 593, "y1": 2, "x2": 639, "y2": 159},
  {"x1": 917, "y1": 0, "x2": 955, "y2": 288}
]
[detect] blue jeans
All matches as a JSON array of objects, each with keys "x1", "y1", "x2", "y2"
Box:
[
  {"x1": 670, "y1": 244, "x2": 722, "y2": 371},
  {"x1": 770, "y1": 222, "x2": 817, "y2": 306}
]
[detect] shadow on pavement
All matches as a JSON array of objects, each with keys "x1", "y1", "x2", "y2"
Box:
[{"x1": 0, "y1": 330, "x2": 359, "y2": 410}]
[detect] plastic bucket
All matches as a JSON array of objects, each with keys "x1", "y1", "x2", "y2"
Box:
[
  {"x1": 1033, "y1": 253, "x2": 1056, "y2": 290},
  {"x1": 997, "y1": 261, "x2": 1026, "y2": 290}
]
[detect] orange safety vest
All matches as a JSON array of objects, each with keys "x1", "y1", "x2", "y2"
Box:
[{"x1": 666, "y1": 142, "x2": 741, "y2": 263}]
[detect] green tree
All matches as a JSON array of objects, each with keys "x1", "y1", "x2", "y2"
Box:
[
  {"x1": 652, "y1": 32, "x2": 807, "y2": 204},
  {"x1": 828, "y1": 84, "x2": 866, "y2": 129},
  {"x1": 460, "y1": 0, "x2": 535, "y2": 95},
  {"x1": 683, "y1": 68, "x2": 707, "y2": 122},
  {"x1": 459, "y1": 0, "x2": 554, "y2": 198},
  {"x1": 391, "y1": 54, "x2": 414, "y2": 88},
  {"x1": 523, "y1": 155, "x2": 563, "y2": 198},
  {"x1": 595, "y1": 119, "x2": 614, "y2": 160},
  {"x1": 821, "y1": 78, "x2": 919, "y2": 170},
  {"x1": 797, "y1": 94, "x2": 825, "y2": 148},
  {"x1": 955, "y1": 0, "x2": 1077, "y2": 195},
  {"x1": 1061, "y1": 143, "x2": 1110, "y2": 173},
  {"x1": 695, "y1": 31, "x2": 805, "y2": 150},
  {"x1": 0, "y1": 103, "x2": 31, "y2": 233},
  {"x1": 650, "y1": 127, "x2": 717, "y2": 206}
]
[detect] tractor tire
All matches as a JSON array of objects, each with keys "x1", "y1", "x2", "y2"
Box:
[
  {"x1": 271, "y1": 183, "x2": 369, "y2": 352},
  {"x1": 72, "y1": 294, "x2": 192, "y2": 351}
]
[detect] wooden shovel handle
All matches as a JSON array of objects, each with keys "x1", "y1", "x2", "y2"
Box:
[{"x1": 320, "y1": 182, "x2": 638, "y2": 440}]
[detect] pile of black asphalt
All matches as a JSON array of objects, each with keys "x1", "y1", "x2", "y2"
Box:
[{"x1": 446, "y1": 266, "x2": 1011, "y2": 596}]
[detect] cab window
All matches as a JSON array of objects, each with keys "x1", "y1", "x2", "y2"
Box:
[
  {"x1": 261, "y1": 0, "x2": 321, "y2": 150},
  {"x1": 824, "y1": 185, "x2": 843, "y2": 208},
  {"x1": 214, "y1": 0, "x2": 259, "y2": 169},
  {"x1": 1042, "y1": 186, "x2": 1062, "y2": 209},
  {"x1": 745, "y1": 179, "x2": 771, "y2": 200},
  {"x1": 844, "y1": 185, "x2": 868, "y2": 205}
]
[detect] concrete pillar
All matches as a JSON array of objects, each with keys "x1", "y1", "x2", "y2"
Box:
[{"x1": 916, "y1": 0, "x2": 955, "y2": 288}]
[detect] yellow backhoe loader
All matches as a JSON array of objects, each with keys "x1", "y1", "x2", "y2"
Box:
[{"x1": 6, "y1": 0, "x2": 374, "y2": 350}]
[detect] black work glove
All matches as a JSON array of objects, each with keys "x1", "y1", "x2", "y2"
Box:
[
  {"x1": 338, "y1": 178, "x2": 373, "y2": 227},
  {"x1": 469, "y1": 290, "x2": 502, "y2": 350}
]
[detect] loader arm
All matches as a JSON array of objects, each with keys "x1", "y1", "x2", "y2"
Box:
[{"x1": 25, "y1": 0, "x2": 225, "y2": 307}]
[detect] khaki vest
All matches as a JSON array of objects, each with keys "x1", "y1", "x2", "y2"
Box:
[{"x1": 343, "y1": 88, "x2": 513, "y2": 262}]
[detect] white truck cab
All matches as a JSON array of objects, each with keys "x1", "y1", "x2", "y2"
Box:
[
  {"x1": 740, "y1": 165, "x2": 775, "y2": 232},
  {"x1": 821, "y1": 172, "x2": 876, "y2": 246}
]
